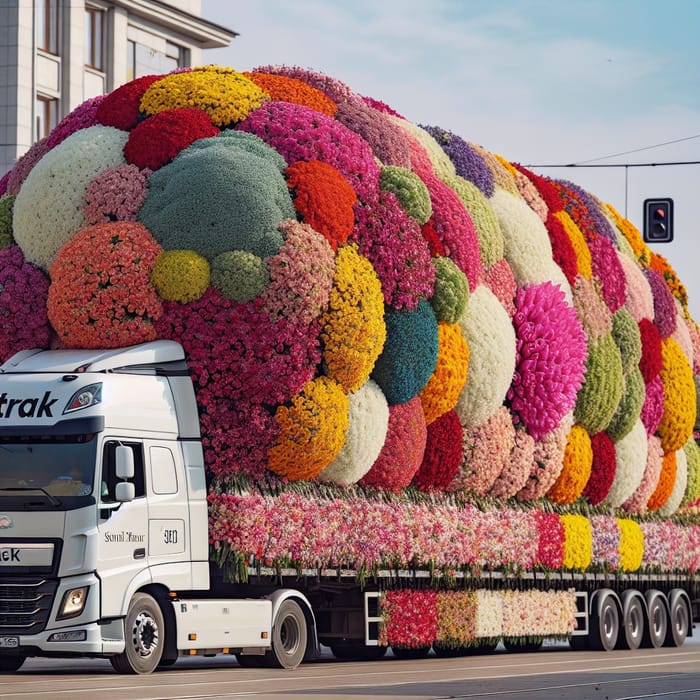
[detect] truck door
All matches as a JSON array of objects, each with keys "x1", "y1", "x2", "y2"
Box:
[
  {"x1": 144, "y1": 441, "x2": 191, "y2": 584},
  {"x1": 96, "y1": 440, "x2": 149, "y2": 618}
]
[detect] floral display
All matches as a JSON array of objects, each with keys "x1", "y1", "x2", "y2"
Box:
[
  {"x1": 456, "y1": 285, "x2": 515, "y2": 428},
  {"x1": 379, "y1": 590, "x2": 438, "y2": 648},
  {"x1": 509, "y1": 282, "x2": 587, "y2": 439},
  {"x1": 4, "y1": 62, "x2": 700, "y2": 588}
]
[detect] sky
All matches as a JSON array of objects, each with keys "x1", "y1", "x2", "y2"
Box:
[{"x1": 201, "y1": 0, "x2": 700, "y2": 318}]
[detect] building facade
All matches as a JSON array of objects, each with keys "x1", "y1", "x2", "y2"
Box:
[{"x1": 0, "y1": 0, "x2": 237, "y2": 176}]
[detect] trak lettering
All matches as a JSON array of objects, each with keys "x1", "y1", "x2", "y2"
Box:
[{"x1": 0, "y1": 392, "x2": 58, "y2": 418}]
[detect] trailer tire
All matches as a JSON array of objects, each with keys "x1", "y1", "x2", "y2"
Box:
[
  {"x1": 590, "y1": 593, "x2": 619, "y2": 651},
  {"x1": 664, "y1": 594, "x2": 689, "y2": 647},
  {"x1": 110, "y1": 593, "x2": 165, "y2": 674},
  {"x1": 0, "y1": 656, "x2": 25, "y2": 673},
  {"x1": 643, "y1": 593, "x2": 668, "y2": 649},
  {"x1": 617, "y1": 594, "x2": 644, "y2": 650},
  {"x1": 265, "y1": 599, "x2": 307, "y2": 669}
]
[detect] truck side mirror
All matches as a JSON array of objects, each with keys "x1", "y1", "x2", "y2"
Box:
[
  {"x1": 115, "y1": 482, "x2": 135, "y2": 502},
  {"x1": 115, "y1": 446, "x2": 134, "y2": 480}
]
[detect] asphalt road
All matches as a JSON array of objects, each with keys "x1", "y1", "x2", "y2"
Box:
[{"x1": 3, "y1": 640, "x2": 700, "y2": 700}]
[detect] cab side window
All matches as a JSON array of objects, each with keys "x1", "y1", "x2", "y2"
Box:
[{"x1": 101, "y1": 441, "x2": 145, "y2": 499}]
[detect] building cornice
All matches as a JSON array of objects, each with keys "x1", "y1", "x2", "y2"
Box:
[{"x1": 112, "y1": 0, "x2": 237, "y2": 48}]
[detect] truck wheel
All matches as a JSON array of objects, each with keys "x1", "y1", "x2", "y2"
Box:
[
  {"x1": 265, "y1": 599, "x2": 307, "y2": 669},
  {"x1": 0, "y1": 656, "x2": 25, "y2": 673},
  {"x1": 110, "y1": 593, "x2": 165, "y2": 674},
  {"x1": 643, "y1": 594, "x2": 668, "y2": 648},
  {"x1": 665, "y1": 595, "x2": 690, "y2": 647},
  {"x1": 590, "y1": 594, "x2": 619, "y2": 651},
  {"x1": 618, "y1": 595, "x2": 644, "y2": 650}
]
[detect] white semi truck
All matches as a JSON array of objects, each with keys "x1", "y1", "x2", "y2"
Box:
[{"x1": 0, "y1": 340, "x2": 697, "y2": 674}]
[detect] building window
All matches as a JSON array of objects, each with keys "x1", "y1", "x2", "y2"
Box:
[
  {"x1": 85, "y1": 7, "x2": 105, "y2": 71},
  {"x1": 127, "y1": 38, "x2": 183, "y2": 82},
  {"x1": 36, "y1": 95, "x2": 59, "y2": 140},
  {"x1": 36, "y1": 0, "x2": 60, "y2": 55}
]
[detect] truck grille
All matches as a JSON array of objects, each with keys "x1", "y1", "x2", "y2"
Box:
[{"x1": 0, "y1": 579, "x2": 58, "y2": 634}]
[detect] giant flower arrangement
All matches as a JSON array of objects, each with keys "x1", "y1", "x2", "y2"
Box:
[{"x1": 1, "y1": 62, "x2": 699, "y2": 586}]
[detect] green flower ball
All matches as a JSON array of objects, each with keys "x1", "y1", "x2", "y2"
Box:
[
  {"x1": 430, "y1": 256, "x2": 469, "y2": 324},
  {"x1": 211, "y1": 250, "x2": 270, "y2": 302},
  {"x1": 379, "y1": 165, "x2": 432, "y2": 225}
]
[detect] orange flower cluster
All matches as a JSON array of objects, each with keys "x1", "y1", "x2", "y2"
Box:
[
  {"x1": 244, "y1": 71, "x2": 337, "y2": 116},
  {"x1": 47, "y1": 222, "x2": 162, "y2": 348},
  {"x1": 285, "y1": 160, "x2": 357, "y2": 250},
  {"x1": 419, "y1": 322, "x2": 469, "y2": 425},
  {"x1": 648, "y1": 450, "x2": 677, "y2": 511},
  {"x1": 548, "y1": 424, "x2": 593, "y2": 504},
  {"x1": 268, "y1": 376, "x2": 349, "y2": 480}
]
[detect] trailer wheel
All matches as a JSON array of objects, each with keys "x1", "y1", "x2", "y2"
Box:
[
  {"x1": 391, "y1": 645, "x2": 430, "y2": 659},
  {"x1": 0, "y1": 656, "x2": 26, "y2": 673},
  {"x1": 110, "y1": 593, "x2": 165, "y2": 674},
  {"x1": 265, "y1": 599, "x2": 307, "y2": 669},
  {"x1": 618, "y1": 595, "x2": 644, "y2": 650},
  {"x1": 590, "y1": 594, "x2": 619, "y2": 651},
  {"x1": 643, "y1": 594, "x2": 668, "y2": 649},
  {"x1": 664, "y1": 595, "x2": 689, "y2": 647}
]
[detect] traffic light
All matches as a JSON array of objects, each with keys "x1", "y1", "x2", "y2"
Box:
[{"x1": 643, "y1": 198, "x2": 673, "y2": 243}]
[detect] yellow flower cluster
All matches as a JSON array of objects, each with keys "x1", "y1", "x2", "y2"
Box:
[
  {"x1": 657, "y1": 337, "x2": 696, "y2": 453},
  {"x1": 420, "y1": 322, "x2": 470, "y2": 425},
  {"x1": 553, "y1": 210, "x2": 592, "y2": 279},
  {"x1": 547, "y1": 424, "x2": 593, "y2": 504},
  {"x1": 605, "y1": 203, "x2": 651, "y2": 267},
  {"x1": 151, "y1": 249, "x2": 210, "y2": 303},
  {"x1": 140, "y1": 66, "x2": 268, "y2": 127},
  {"x1": 561, "y1": 513, "x2": 592, "y2": 569},
  {"x1": 268, "y1": 376, "x2": 349, "y2": 480},
  {"x1": 616, "y1": 518, "x2": 643, "y2": 572},
  {"x1": 321, "y1": 244, "x2": 386, "y2": 392}
]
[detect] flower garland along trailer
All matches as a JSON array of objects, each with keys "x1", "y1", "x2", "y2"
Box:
[{"x1": 0, "y1": 64, "x2": 699, "y2": 674}]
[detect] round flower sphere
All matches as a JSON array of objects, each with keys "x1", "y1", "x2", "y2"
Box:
[
  {"x1": 547, "y1": 424, "x2": 593, "y2": 505},
  {"x1": 606, "y1": 367, "x2": 645, "y2": 443},
  {"x1": 123, "y1": 107, "x2": 219, "y2": 170},
  {"x1": 268, "y1": 376, "x2": 349, "y2": 480},
  {"x1": 47, "y1": 221, "x2": 163, "y2": 348},
  {"x1": 360, "y1": 396, "x2": 427, "y2": 491},
  {"x1": 243, "y1": 70, "x2": 338, "y2": 116},
  {"x1": 151, "y1": 249, "x2": 210, "y2": 303},
  {"x1": 210, "y1": 250, "x2": 270, "y2": 302},
  {"x1": 430, "y1": 256, "x2": 469, "y2": 324},
  {"x1": 138, "y1": 132, "x2": 293, "y2": 260},
  {"x1": 13, "y1": 125, "x2": 128, "y2": 269},
  {"x1": 371, "y1": 298, "x2": 438, "y2": 405},
  {"x1": 605, "y1": 419, "x2": 648, "y2": 507},
  {"x1": 379, "y1": 165, "x2": 432, "y2": 225},
  {"x1": 321, "y1": 244, "x2": 386, "y2": 393},
  {"x1": 622, "y1": 434, "x2": 663, "y2": 515},
  {"x1": 140, "y1": 66, "x2": 268, "y2": 127},
  {"x1": 582, "y1": 431, "x2": 617, "y2": 505},
  {"x1": 83, "y1": 164, "x2": 150, "y2": 225},
  {"x1": 95, "y1": 74, "x2": 163, "y2": 131},
  {"x1": 318, "y1": 379, "x2": 389, "y2": 486}
]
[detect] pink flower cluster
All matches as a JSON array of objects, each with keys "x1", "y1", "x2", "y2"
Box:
[{"x1": 83, "y1": 164, "x2": 151, "y2": 224}]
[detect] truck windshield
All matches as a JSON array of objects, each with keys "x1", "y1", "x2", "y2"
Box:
[{"x1": 0, "y1": 435, "x2": 97, "y2": 503}]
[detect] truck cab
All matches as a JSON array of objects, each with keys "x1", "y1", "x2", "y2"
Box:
[{"x1": 0, "y1": 341, "x2": 211, "y2": 671}]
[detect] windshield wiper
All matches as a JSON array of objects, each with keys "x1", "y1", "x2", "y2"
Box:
[{"x1": 0, "y1": 487, "x2": 62, "y2": 507}]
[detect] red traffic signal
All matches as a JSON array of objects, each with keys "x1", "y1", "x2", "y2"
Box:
[{"x1": 643, "y1": 198, "x2": 673, "y2": 243}]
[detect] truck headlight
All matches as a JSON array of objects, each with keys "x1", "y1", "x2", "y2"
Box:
[{"x1": 57, "y1": 586, "x2": 89, "y2": 620}]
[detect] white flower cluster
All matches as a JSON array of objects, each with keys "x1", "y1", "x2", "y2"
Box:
[{"x1": 606, "y1": 419, "x2": 648, "y2": 507}]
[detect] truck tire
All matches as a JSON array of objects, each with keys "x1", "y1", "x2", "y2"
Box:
[
  {"x1": 590, "y1": 593, "x2": 619, "y2": 651},
  {"x1": 0, "y1": 656, "x2": 25, "y2": 673},
  {"x1": 617, "y1": 594, "x2": 644, "y2": 650},
  {"x1": 643, "y1": 593, "x2": 668, "y2": 649},
  {"x1": 265, "y1": 599, "x2": 307, "y2": 669},
  {"x1": 110, "y1": 593, "x2": 165, "y2": 674},
  {"x1": 665, "y1": 594, "x2": 690, "y2": 647}
]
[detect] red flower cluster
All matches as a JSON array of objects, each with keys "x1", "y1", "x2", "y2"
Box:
[
  {"x1": 95, "y1": 74, "x2": 163, "y2": 130},
  {"x1": 124, "y1": 108, "x2": 219, "y2": 170},
  {"x1": 582, "y1": 432, "x2": 616, "y2": 505},
  {"x1": 380, "y1": 589, "x2": 438, "y2": 648},
  {"x1": 412, "y1": 410, "x2": 463, "y2": 490}
]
